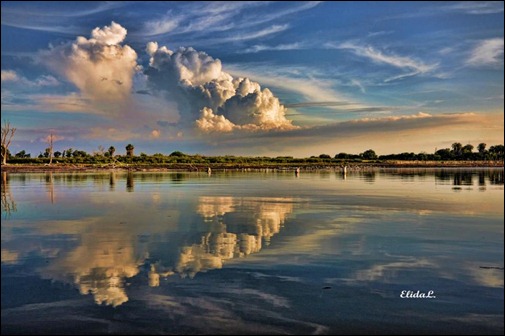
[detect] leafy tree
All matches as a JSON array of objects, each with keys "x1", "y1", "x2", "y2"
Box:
[
  {"x1": 54, "y1": 151, "x2": 62, "y2": 158},
  {"x1": 73, "y1": 150, "x2": 88, "y2": 158},
  {"x1": 435, "y1": 148, "x2": 452, "y2": 160},
  {"x1": 15, "y1": 150, "x2": 26, "y2": 158},
  {"x1": 477, "y1": 143, "x2": 486, "y2": 154},
  {"x1": 108, "y1": 146, "x2": 116, "y2": 157},
  {"x1": 489, "y1": 145, "x2": 504, "y2": 160},
  {"x1": 65, "y1": 148, "x2": 73, "y2": 158},
  {"x1": 361, "y1": 149, "x2": 377, "y2": 160},
  {"x1": 126, "y1": 144, "x2": 134, "y2": 157},
  {"x1": 462, "y1": 144, "x2": 474, "y2": 153},
  {"x1": 169, "y1": 151, "x2": 185, "y2": 157},
  {"x1": 451, "y1": 142, "x2": 463, "y2": 156},
  {"x1": 319, "y1": 154, "x2": 331, "y2": 159}
]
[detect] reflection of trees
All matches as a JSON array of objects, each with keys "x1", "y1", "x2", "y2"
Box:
[
  {"x1": 435, "y1": 169, "x2": 503, "y2": 186},
  {"x1": 435, "y1": 170, "x2": 451, "y2": 183},
  {"x1": 126, "y1": 171, "x2": 134, "y2": 192},
  {"x1": 109, "y1": 172, "x2": 116, "y2": 191},
  {"x1": 361, "y1": 171, "x2": 376, "y2": 184},
  {"x1": 478, "y1": 171, "x2": 486, "y2": 186},
  {"x1": 488, "y1": 170, "x2": 504, "y2": 185},
  {"x1": 453, "y1": 172, "x2": 473, "y2": 186},
  {"x1": 45, "y1": 172, "x2": 55, "y2": 203},
  {"x1": 1, "y1": 172, "x2": 16, "y2": 217},
  {"x1": 170, "y1": 173, "x2": 187, "y2": 183}
]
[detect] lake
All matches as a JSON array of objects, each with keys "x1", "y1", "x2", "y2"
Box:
[{"x1": 1, "y1": 169, "x2": 503, "y2": 335}]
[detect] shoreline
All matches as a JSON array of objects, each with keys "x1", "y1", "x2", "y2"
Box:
[{"x1": 1, "y1": 161, "x2": 503, "y2": 173}]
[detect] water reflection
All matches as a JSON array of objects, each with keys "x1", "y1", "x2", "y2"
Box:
[
  {"x1": 433, "y1": 169, "x2": 504, "y2": 186},
  {"x1": 110, "y1": 171, "x2": 116, "y2": 191},
  {"x1": 1, "y1": 169, "x2": 503, "y2": 334},
  {"x1": 1, "y1": 172, "x2": 16, "y2": 217},
  {"x1": 126, "y1": 171, "x2": 134, "y2": 192},
  {"x1": 45, "y1": 172, "x2": 55, "y2": 203},
  {"x1": 166, "y1": 196, "x2": 293, "y2": 278},
  {"x1": 3, "y1": 184, "x2": 293, "y2": 306},
  {"x1": 40, "y1": 223, "x2": 142, "y2": 307}
]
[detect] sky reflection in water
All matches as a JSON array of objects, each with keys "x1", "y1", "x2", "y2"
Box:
[{"x1": 1, "y1": 170, "x2": 503, "y2": 334}]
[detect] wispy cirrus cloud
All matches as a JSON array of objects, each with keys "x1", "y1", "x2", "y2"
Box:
[
  {"x1": 239, "y1": 43, "x2": 303, "y2": 54},
  {"x1": 141, "y1": 15, "x2": 180, "y2": 37},
  {"x1": 135, "y1": 1, "x2": 319, "y2": 45},
  {"x1": 0, "y1": 2, "x2": 127, "y2": 35},
  {"x1": 467, "y1": 38, "x2": 504, "y2": 67},
  {"x1": 222, "y1": 24, "x2": 289, "y2": 43},
  {"x1": 331, "y1": 42, "x2": 438, "y2": 82},
  {"x1": 444, "y1": 1, "x2": 504, "y2": 15}
]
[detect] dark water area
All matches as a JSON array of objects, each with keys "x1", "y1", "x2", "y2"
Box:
[{"x1": 1, "y1": 169, "x2": 503, "y2": 334}]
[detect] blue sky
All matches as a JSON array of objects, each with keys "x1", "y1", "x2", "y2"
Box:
[{"x1": 1, "y1": 1, "x2": 503, "y2": 157}]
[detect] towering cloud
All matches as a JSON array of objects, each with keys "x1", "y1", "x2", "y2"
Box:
[
  {"x1": 40, "y1": 22, "x2": 137, "y2": 102},
  {"x1": 145, "y1": 42, "x2": 296, "y2": 132},
  {"x1": 37, "y1": 22, "x2": 296, "y2": 134}
]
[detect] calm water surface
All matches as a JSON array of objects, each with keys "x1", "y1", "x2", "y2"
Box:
[{"x1": 1, "y1": 169, "x2": 504, "y2": 334}]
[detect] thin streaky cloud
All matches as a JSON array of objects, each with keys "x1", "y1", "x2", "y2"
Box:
[
  {"x1": 0, "y1": 2, "x2": 128, "y2": 34},
  {"x1": 0, "y1": 21, "x2": 84, "y2": 35},
  {"x1": 443, "y1": 1, "x2": 504, "y2": 15},
  {"x1": 223, "y1": 24, "x2": 289, "y2": 42},
  {"x1": 195, "y1": 1, "x2": 268, "y2": 15},
  {"x1": 335, "y1": 42, "x2": 437, "y2": 73},
  {"x1": 331, "y1": 42, "x2": 438, "y2": 81},
  {"x1": 0, "y1": 1, "x2": 126, "y2": 18},
  {"x1": 384, "y1": 71, "x2": 423, "y2": 83},
  {"x1": 177, "y1": 14, "x2": 236, "y2": 34},
  {"x1": 239, "y1": 43, "x2": 303, "y2": 54},
  {"x1": 467, "y1": 38, "x2": 504, "y2": 67},
  {"x1": 141, "y1": 15, "x2": 180, "y2": 37},
  {"x1": 239, "y1": 1, "x2": 322, "y2": 29},
  {"x1": 136, "y1": 11, "x2": 236, "y2": 38},
  {"x1": 284, "y1": 101, "x2": 351, "y2": 108},
  {"x1": 285, "y1": 103, "x2": 394, "y2": 114},
  {"x1": 350, "y1": 79, "x2": 366, "y2": 93},
  {"x1": 137, "y1": 2, "x2": 314, "y2": 38},
  {"x1": 367, "y1": 31, "x2": 394, "y2": 38}
]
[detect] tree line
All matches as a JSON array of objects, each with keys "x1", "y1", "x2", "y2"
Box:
[{"x1": 2, "y1": 142, "x2": 503, "y2": 166}]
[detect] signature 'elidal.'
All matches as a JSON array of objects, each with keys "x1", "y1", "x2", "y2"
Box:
[{"x1": 400, "y1": 290, "x2": 436, "y2": 299}]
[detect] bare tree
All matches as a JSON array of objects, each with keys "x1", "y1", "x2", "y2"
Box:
[
  {"x1": 95, "y1": 145, "x2": 105, "y2": 156},
  {"x1": 47, "y1": 133, "x2": 54, "y2": 165},
  {"x1": 1, "y1": 120, "x2": 16, "y2": 165}
]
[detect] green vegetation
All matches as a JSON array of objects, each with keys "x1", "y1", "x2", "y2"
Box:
[{"x1": 3, "y1": 142, "x2": 503, "y2": 167}]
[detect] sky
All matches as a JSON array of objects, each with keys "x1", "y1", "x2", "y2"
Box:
[{"x1": 1, "y1": 1, "x2": 504, "y2": 157}]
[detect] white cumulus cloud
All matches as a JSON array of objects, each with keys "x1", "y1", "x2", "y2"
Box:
[
  {"x1": 145, "y1": 43, "x2": 296, "y2": 132},
  {"x1": 40, "y1": 21, "x2": 137, "y2": 102}
]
